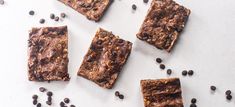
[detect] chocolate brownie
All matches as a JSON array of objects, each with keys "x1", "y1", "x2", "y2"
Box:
[
  {"x1": 141, "y1": 78, "x2": 184, "y2": 107},
  {"x1": 58, "y1": 0, "x2": 113, "y2": 21},
  {"x1": 136, "y1": 0, "x2": 190, "y2": 52},
  {"x1": 28, "y1": 26, "x2": 70, "y2": 81},
  {"x1": 78, "y1": 28, "x2": 132, "y2": 89}
]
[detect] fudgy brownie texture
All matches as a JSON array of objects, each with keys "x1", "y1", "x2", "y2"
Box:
[
  {"x1": 136, "y1": 0, "x2": 190, "y2": 52},
  {"x1": 78, "y1": 28, "x2": 132, "y2": 89},
  {"x1": 28, "y1": 26, "x2": 70, "y2": 81},
  {"x1": 58, "y1": 0, "x2": 112, "y2": 21},
  {"x1": 141, "y1": 78, "x2": 184, "y2": 107}
]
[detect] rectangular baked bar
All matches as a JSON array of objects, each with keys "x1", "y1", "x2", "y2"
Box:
[
  {"x1": 78, "y1": 28, "x2": 132, "y2": 89},
  {"x1": 58, "y1": 0, "x2": 113, "y2": 21},
  {"x1": 28, "y1": 26, "x2": 70, "y2": 81},
  {"x1": 136, "y1": 0, "x2": 190, "y2": 52},
  {"x1": 141, "y1": 78, "x2": 184, "y2": 107}
]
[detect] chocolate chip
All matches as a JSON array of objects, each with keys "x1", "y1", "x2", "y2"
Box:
[
  {"x1": 132, "y1": 4, "x2": 137, "y2": 10},
  {"x1": 182, "y1": 70, "x2": 187, "y2": 76},
  {"x1": 225, "y1": 90, "x2": 232, "y2": 95},
  {"x1": 188, "y1": 70, "x2": 194, "y2": 76},
  {"x1": 32, "y1": 94, "x2": 38, "y2": 100},
  {"x1": 70, "y1": 105, "x2": 76, "y2": 107},
  {"x1": 210, "y1": 86, "x2": 216, "y2": 91},
  {"x1": 37, "y1": 103, "x2": 41, "y2": 107},
  {"x1": 47, "y1": 91, "x2": 53, "y2": 96},
  {"x1": 190, "y1": 103, "x2": 197, "y2": 107},
  {"x1": 143, "y1": 0, "x2": 148, "y2": 3},
  {"x1": 46, "y1": 101, "x2": 52, "y2": 105},
  {"x1": 60, "y1": 13, "x2": 66, "y2": 18},
  {"x1": 0, "y1": 0, "x2": 4, "y2": 5},
  {"x1": 191, "y1": 98, "x2": 197, "y2": 104},
  {"x1": 159, "y1": 64, "x2": 165, "y2": 70},
  {"x1": 156, "y1": 58, "x2": 162, "y2": 63},
  {"x1": 55, "y1": 16, "x2": 59, "y2": 21},
  {"x1": 39, "y1": 87, "x2": 46, "y2": 92},
  {"x1": 39, "y1": 19, "x2": 45, "y2": 24},
  {"x1": 33, "y1": 99, "x2": 38, "y2": 105},
  {"x1": 60, "y1": 101, "x2": 65, "y2": 107},
  {"x1": 118, "y1": 94, "x2": 124, "y2": 99},
  {"x1": 226, "y1": 95, "x2": 232, "y2": 100},
  {"x1": 29, "y1": 10, "x2": 35, "y2": 15},
  {"x1": 48, "y1": 96, "x2": 52, "y2": 102},
  {"x1": 50, "y1": 13, "x2": 55, "y2": 19},
  {"x1": 64, "y1": 98, "x2": 70, "y2": 104},
  {"x1": 166, "y1": 69, "x2": 172, "y2": 75},
  {"x1": 115, "y1": 91, "x2": 120, "y2": 96}
]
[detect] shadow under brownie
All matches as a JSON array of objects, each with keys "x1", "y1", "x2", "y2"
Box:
[
  {"x1": 78, "y1": 28, "x2": 132, "y2": 89},
  {"x1": 28, "y1": 26, "x2": 70, "y2": 81}
]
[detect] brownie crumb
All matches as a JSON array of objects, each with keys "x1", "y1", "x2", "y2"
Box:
[
  {"x1": 33, "y1": 99, "x2": 38, "y2": 105},
  {"x1": 48, "y1": 96, "x2": 52, "y2": 102},
  {"x1": 46, "y1": 100, "x2": 52, "y2": 105},
  {"x1": 210, "y1": 86, "x2": 216, "y2": 91},
  {"x1": 60, "y1": 13, "x2": 66, "y2": 18},
  {"x1": 47, "y1": 91, "x2": 53, "y2": 96},
  {"x1": 50, "y1": 13, "x2": 55, "y2": 19},
  {"x1": 159, "y1": 64, "x2": 165, "y2": 70},
  {"x1": 115, "y1": 91, "x2": 120, "y2": 96},
  {"x1": 118, "y1": 94, "x2": 124, "y2": 99},
  {"x1": 29, "y1": 10, "x2": 35, "y2": 16},
  {"x1": 39, "y1": 87, "x2": 46, "y2": 92},
  {"x1": 39, "y1": 19, "x2": 45, "y2": 24},
  {"x1": 36, "y1": 103, "x2": 42, "y2": 107},
  {"x1": 32, "y1": 95, "x2": 38, "y2": 100},
  {"x1": 226, "y1": 95, "x2": 232, "y2": 100},
  {"x1": 64, "y1": 98, "x2": 70, "y2": 104},
  {"x1": 191, "y1": 98, "x2": 197, "y2": 104},
  {"x1": 182, "y1": 70, "x2": 187, "y2": 76},
  {"x1": 55, "y1": 16, "x2": 59, "y2": 21},
  {"x1": 156, "y1": 58, "x2": 162, "y2": 63},
  {"x1": 225, "y1": 90, "x2": 232, "y2": 95},
  {"x1": 60, "y1": 101, "x2": 65, "y2": 107},
  {"x1": 166, "y1": 69, "x2": 172, "y2": 75},
  {"x1": 188, "y1": 70, "x2": 194, "y2": 76},
  {"x1": 132, "y1": 4, "x2": 137, "y2": 10}
]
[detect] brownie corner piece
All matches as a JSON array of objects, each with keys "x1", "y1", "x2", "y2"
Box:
[
  {"x1": 78, "y1": 28, "x2": 132, "y2": 89},
  {"x1": 58, "y1": 0, "x2": 112, "y2": 21},
  {"x1": 137, "y1": 0, "x2": 191, "y2": 52},
  {"x1": 28, "y1": 26, "x2": 70, "y2": 81},
  {"x1": 140, "y1": 78, "x2": 184, "y2": 107}
]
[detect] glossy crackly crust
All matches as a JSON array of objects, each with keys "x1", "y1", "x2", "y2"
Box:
[
  {"x1": 141, "y1": 78, "x2": 184, "y2": 107},
  {"x1": 28, "y1": 26, "x2": 70, "y2": 81},
  {"x1": 58, "y1": 0, "x2": 112, "y2": 21},
  {"x1": 78, "y1": 28, "x2": 132, "y2": 89},
  {"x1": 137, "y1": 0, "x2": 190, "y2": 52}
]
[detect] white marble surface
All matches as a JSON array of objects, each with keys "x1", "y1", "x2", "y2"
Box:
[{"x1": 0, "y1": 0, "x2": 235, "y2": 106}]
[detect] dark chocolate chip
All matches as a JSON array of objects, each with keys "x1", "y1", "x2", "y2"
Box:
[
  {"x1": 64, "y1": 98, "x2": 70, "y2": 104},
  {"x1": 159, "y1": 64, "x2": 165, "y2": 70},
  {"x1": 48, "y1": 96, "x2": 52, "y2": 102},
  {"x1": 29, "y1": 10, "x2": 35, "y2": 15},
  {"x1": 225, "y1": 90, "x2": 232, "y2": 95},
  {"x1": 33, "y1": 99, "x2": 38, "y2": 105},
  {"x1": 156, "y1": 58, "x2": 162, "y2": 63},
  {"x1": 39, "y1": 19, "x2": 45, "y2": 24},
  {"x1": 32, "y1": 94, "x2": 38, "y2": 100},
  {"x1": 50, "y1": 13, "x2": 55, "y2": 19},
  {"x1": 60, "y1": 13, "x2": 66, "y2": 18},
  {"x1": 190, "y1": 103, "x2": 197, "y2": 107},
  {"x1": 210, "y1": 86, "x2": 216, "y2": 91},
  {"x1": 188, "y1": 70, "x2": 194, "y2": 76},
  {"x1": 55, "y1": 16, "x2": 59, "y2": 21},
  {"x1": 115, "y1": 91, "x2": 120, "y2": 96},
  {"x1": 70, "y1": 105, "x2": 76, "y2": 107},
  {"x1": 191, "y1": 98, "x2": 197, "y2": 104},
  {"x1": 60, "y1": 101, "x2": 65, "y2": 107},
  {"x1": 182, "y1": 70, "x2": 187, "y2": 76},
  {"x1": 0, "y1": 0, "x2": 4, "y2": 5},
  {"x1": 132, "y1": 4, "x2": 137, "y2": 10},
  {"x1": 47, "y1": 91, "x2": 53, "y2": 96},
  {"x1": 143, "y1": 0, "x2": 148, "y2": 3},
  {"x1": 226, "y1": 95, "x2": 232, "y2": 100},
  {"x1": 46, "y1": 101, "x2": 52, "y2": 105},
  {"x1": 39, "y1": 87, "x2": 46, "y2": 92},
  {"x1": 166, "y1": 69, "x2": 172, "y2": 75},
  {"x1": 118, "y1": 94, "x2": 124, "y2": 99},
  {"x1": 37, "y1": 103, "x2": 41, "y2": 107}
]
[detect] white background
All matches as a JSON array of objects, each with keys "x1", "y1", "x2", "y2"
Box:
[{"x1": 0, "y1": 0, "x2": 235, "y2": 106}]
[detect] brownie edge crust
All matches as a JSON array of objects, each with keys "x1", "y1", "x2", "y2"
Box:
[
  {"x1": 28, "y1": 26, "x2": 70, "y2": 81},
  {"x1": 78, "y1": 28, "x2": 132, "y2": 89},
  {"x1": 141, "y1": 78, "x2": 184, "y2": 107},
  {"x1": 136, "y1": 0, "x2": 190, "y2": 52}
]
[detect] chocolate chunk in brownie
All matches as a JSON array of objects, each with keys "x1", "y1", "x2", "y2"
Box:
[
  {"x1": 58, "y1": 0, "x2": 113, "y2": 21},
  {"x1": 136, "y1": 0, "x2": 190, "y2": 52},
  {"x1": 78, "y1": 28, "x2": 132, "y2": 89},
  {"x1": 141, "y1": 78, "x2": 184, "y2": 107},
  {"x1": 28, "y1": 26, "x2": 70, "y2": 81}
]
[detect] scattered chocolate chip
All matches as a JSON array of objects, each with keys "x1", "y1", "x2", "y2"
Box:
[
  {"x1": 115, "y1": 91, "x2": 120, "y2": 96},
  {"x1": 166, "y1": 69, "x2": 172, "y2": 75},
  {"x1": 143, "y1": 0, "x2": 149, "y2": 3},
  {"x1": 60, "y1": 13, "x2": 66, "y2": 18},
  {"x1": 37, "y1": 103, "x2": 42, "y2": 107},
  {"x1": 156, "y1": 58, "x2": 162, "y2": 63},
  {"x1": 33, "y1": 99, "x2": 38, "y2": 105},
  {"x1": 225, "y1": 90, "x2": 232, "y2": 95},
  {"x1": 132, "y1": 4, "x2": 137, "y2": 10},
  {"x1": 64, "y1": 98, "x2": 70, "y2": 104},
  {"x1": 118, "y1": 94, "x2": 124, "y2": 99},
  {"x1": 190, "y1": 103, "x2": 197, "y2": 107},
  {"x1": 210, "y1": 86, "x2": 216, "y2": 91},
  {"x1": 32, "y1": 94, "x2": 38, "y2": 100},
  {"x1": 0, "y1": 0, "x2": 4, "y2": 5},
  {"x1": 182, "y1": 70, "x2": 187, "y2": 76},
  {"x1": 46, "y1": 101, "x2": 52, "y2": 105},
  {"x1": 47, "y1": 91, "x2": 53, "y2": 96},
  {"x1": 159, "y1": 64, "x2": 165, "y2": 70},
  {"x1": 226, "y1": 95, "x2": 232, "y2": 100},
  {"x1": 39, "y1": 87, "x2": 46, "y2": 92},
  {"x1": 39, "y1": 19, "x2": 45, "y2": 24},
  {"x1": 48, "y1": 96, "x2": 52, "y2": 102},
  {"x1": 50, "y1": 13, "x2": 55, "y2": 19},
  {"x1": 191, "y1": 98, "x2": 197, "y2": 104},
  {"x1": 55, "y1": 16, "x2": 59, "y2": 21},
  {"x1": 188, "y1": 70, "x2": 194, "y2": 76},
  {"x1": 60, "y1": 101, "x2": 65, "y2": 107},
  {"x1": 70, "y1": 105, "x2": 76, "y2": 107},
  {"x1": 29, "y1": 10, "x2": 35, "y2": 15}
]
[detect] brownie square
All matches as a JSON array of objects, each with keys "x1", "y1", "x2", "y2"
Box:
[
  {"x1": 141, "y1": 78, "x2": 184, "y2": 107},
  {"x1": 78, "y1": 28, "x2": 132, "y2": 89},
  {"x1": 58, "y1": 0, "x2": 113, "y2": 21},
  {"x1": 136, "y1": 0, "x2": 190, "y2": 52},
  {"x1": 28, "y1": 26, "x2": 70, "y2": 81}
]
